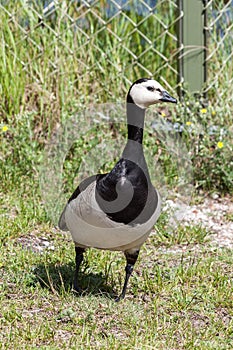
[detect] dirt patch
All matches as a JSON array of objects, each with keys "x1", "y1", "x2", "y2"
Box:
[{"x1": 164, "y1": 196, "x2": 233, "y2": 248}]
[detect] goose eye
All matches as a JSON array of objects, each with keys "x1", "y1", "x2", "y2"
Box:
[{"x1": 147, "y1": 86, "x2": 155, "y2": 91}]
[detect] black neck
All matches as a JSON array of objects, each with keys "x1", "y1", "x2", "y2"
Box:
[
  {"x1": 126, "y1": 94, "x2": 145, "y2": 144},
  {"x1": 127, "y1": 124, "x2": 143, "y2": 143}
]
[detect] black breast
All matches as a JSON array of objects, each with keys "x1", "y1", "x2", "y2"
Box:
[{"x1": 95, "y1": 158, "x2": 158, "y2": 225}]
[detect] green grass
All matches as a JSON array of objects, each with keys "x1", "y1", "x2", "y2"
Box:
[{"x1": 1, "y1": 191, "x2": 233, "y2": 349}]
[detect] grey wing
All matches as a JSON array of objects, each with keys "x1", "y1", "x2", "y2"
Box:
[
  {"x1": 58, "y1": 174, "x2": 105, "y2": 231},
  {"x1": 58, "y1": 204, "x2": 69, "y2": 231}
]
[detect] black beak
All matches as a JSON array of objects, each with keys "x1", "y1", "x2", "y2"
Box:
[{"x1": 160, "y1": 91, "x2": 177, "y2": 104}]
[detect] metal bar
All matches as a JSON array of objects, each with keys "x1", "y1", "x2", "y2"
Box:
[{"x1": 178, "y1": 0, "x2": 207, "y2": 94}]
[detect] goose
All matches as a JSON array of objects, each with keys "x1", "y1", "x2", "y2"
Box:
[{"x1": 58, "y1": 78, "x2": 177, "y2": 301}]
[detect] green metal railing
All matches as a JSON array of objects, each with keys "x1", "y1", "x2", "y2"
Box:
[{"x1": 178, "y1": 0, "x2": 207, "y2": 94}]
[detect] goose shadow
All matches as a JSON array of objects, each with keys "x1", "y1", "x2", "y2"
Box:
[{"x1": 33, "y1": 261, "x2": 118, "y2": 299}]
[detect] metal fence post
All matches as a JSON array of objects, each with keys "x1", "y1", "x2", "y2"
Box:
[{"x1": 178, "y1": 0, "x2": 207, "y2": 95}]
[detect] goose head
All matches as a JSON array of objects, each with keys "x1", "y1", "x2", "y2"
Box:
[{"x1": 127, "y1": 78, "x2": 177, "y2": 109}]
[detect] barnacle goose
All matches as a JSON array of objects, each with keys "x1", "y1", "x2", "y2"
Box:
[{"x1": 59, "y1": 78, "x2": 177, "y2": 301}]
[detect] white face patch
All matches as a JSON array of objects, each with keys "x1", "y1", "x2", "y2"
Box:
[{"x1": 129, "y1": 79, "x2": 166, "y2": 109}]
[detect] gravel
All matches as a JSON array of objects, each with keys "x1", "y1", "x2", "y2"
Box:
[{"x1": 164, "y1": 195, "x2": 233, "y2": 248}]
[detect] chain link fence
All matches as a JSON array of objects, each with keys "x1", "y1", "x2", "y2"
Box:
[
  {"x1": 204, "y1": 0, "x2": 232, "y2": 103},
  {"x1": 0, "y1": 0, "x2": 232, "y2": 112}
]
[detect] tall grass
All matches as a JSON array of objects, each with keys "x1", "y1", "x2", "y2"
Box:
[
  {"x1": 0, "y1": 1, "x2": 178, "y2": 117},
  {"x1": 0, "y1": 0, "x2": 232, "y2": 195}
]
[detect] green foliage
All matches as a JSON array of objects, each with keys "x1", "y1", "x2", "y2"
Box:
[
  {"x1": 173, "y1": 92, "x2": 233, "y2": 193},
  {"x1": 1, "y1": 1, "x2": 232, "y2": 195}
]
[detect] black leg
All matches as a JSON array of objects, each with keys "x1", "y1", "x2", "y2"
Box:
[
  {"x1": 115, "y1": 250, "x2": 140, "y2": 302},
  {"x1": 73, "y1": 246, "x2": 85, "y2": 292}
]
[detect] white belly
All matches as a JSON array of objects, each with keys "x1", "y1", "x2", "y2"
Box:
[{"x1": 64, "y1": 181, "x2": 161, "y2": 250}]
